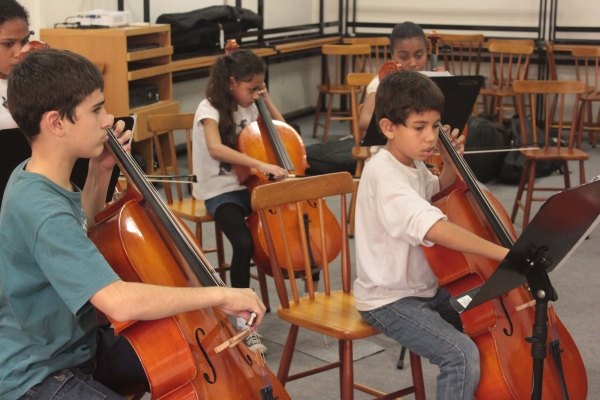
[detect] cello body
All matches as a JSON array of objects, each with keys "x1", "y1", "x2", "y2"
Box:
[
  {"x1": 88, "y1": 188, "x2": 290, "y2": 400},
  {"x1": 235, "y1": 104, "x2": 342, "y2": 277},
  {"x1": 423, "y1": 180, "x2": 587, "y2": 399}
]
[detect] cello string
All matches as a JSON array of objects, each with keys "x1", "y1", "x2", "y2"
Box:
[
  {"x1": 437, "y1": 124, "x2": 515, "y2": 246},
  {"x1": 106, "y1": 128, "x2": 227, "y2": 288},
  {"x1": 256, "y1": 97, "x2": 295, "y2": 171}
]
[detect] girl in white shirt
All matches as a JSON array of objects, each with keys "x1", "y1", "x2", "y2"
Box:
[{"x1": 192, "y1": 49, "x2": 287, "y2": 351}]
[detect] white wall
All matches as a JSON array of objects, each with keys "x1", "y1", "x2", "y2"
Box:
[{"x1": 21, "y1": 0, "x2": 600, "y2": 120}]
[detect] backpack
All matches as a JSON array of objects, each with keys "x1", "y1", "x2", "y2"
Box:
[
  {"x1": 497, "y1": 116, "x2": 561, "y2": 184},
  {"x1": 463, "y1": 116, "x2": 512, "y2": 183},
  {"x1": 305, "y1": 138, "x2": 357, "y2": 176},
  {"x1": 156, "y1": 6, "x2": 262, "y2": 56}
]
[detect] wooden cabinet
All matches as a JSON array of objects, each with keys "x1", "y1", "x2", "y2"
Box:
[{"x1": 41, "y1": 25, "x2": 180, "y2": 173}]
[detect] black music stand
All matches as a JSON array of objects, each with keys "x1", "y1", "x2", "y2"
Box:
[{"x1": 451, "y1": 176, "x2": 600, "y2": 400}]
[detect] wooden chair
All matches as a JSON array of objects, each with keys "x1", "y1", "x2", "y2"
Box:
[
  {"x1": 251, "y1": 172, "x2": 426, "y2": 400},
  {"x1": 510, "y1": 80, "x2": 588, "y2": 229},
  {"x1": 479, "y1": 41, "x2": 534, "y2": 124},
  {"x1": 572, "y1": 46, "x2": 600, "y2": 147},
  {"x1": 440, "y1": 34, "x2": 485, "y2": 76},
  {"x1": 440, "y1": 34, "x2": 485, "y2": 114},
  {"x1": 312, "y1": 44, "x2": 371, "y2": 142},
  {"x1": 147, "y1": 113, "x2": 270, "y2": 309},
  {"x1": 343, "y1": 36, "x2": 390, "y2": 72}
]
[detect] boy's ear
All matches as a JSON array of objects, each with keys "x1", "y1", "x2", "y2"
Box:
[
  {"x1": 379, "y1": 118, "x2": 395, "y2": 140},
  {"x1": 42, "y1": 111, "x2": 66, "y2": 138}
]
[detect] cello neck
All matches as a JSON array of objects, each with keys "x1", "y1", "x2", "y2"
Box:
[
  {"x1": 255, "y1": 96, "x2": 296, "y2": 171},
  {"x1": 105, "y1": 128, "x2": 223, "y2": 287},
  {"x1": 436, "y1": 124, "x2": 515, "y2": 248}
]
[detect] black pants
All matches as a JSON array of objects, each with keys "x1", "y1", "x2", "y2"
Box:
[{"x1": 214, "y1": 202, "x2": 254, "y2": 288}]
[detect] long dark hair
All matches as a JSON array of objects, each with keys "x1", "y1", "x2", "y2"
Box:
[{"x1": 205, "y1": 49, "x2": 265, "y2": 148}]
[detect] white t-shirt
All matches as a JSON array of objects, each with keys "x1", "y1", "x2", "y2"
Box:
[
  {"x1": 353, "y1": 149, "x2": 447, "y2": 311},
  {"x1": 192, "y1": 99, "x2": 259, "y2": 200},
  {"x1": 365, "y1": 71, "x2": 452, "y2": 158},
  {"x1": 0, "y1": 79, "x2": 18, "y2": 130}
]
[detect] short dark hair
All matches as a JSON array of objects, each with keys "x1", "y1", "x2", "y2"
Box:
[
  {"x1": 390, "y1": 21, "x2": 427, "y2": 50},
  {"x1": 0, "y1": 0, "x2": 29, "y2": 26},
  {"x1": 7, "y1": 49, "x2": 104, "y2": 141},
  {"x1": 375, "y1": 70, "x2": 444, "y2": 127}
]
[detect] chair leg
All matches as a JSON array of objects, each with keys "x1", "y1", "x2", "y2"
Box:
[
  {"x1": 586, "y1": 102, "x2": 593, "y2": 145},
  {"x1": 523, "y1": 161, "x2": 537, "y2": 230},
  {"x1": 576, "y1": 100, "x2": 585, "y2": 149},
  {"x1": 563, "y1": 161, "x2": 571, "y2": 189},
  {"x1": 277, "y1": 324, "x2": 300, "y2": 386},
  {"x1": 409, "y1": 351, "x2": 426, "y2": 400},
  {"x1": 348, "y1": 180, "x2": 359, "y2": 238},
  {"x1": 339, "y1": 339, "x2": 353, "y2": 400},
  {"x1": 256, "y1": 269, "x2": 270, "y2": 312},
  {"x1": 323, "y1": 93, "x2": 335, "y2": 142},
  {"x1": 511, "y1": 161, "x2": 530, "y2": 222},
  {"x1": 312, "y1": 92, "x2": 324, "y2": 138}
]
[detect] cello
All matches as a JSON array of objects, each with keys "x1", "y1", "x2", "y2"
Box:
[
  {"x1": 379, "y1": 62, "x2": 587, "y2": 399},
  {"x1": 18, "y1": 41, "x2": 289, "y2": 399},
  {"x1": 226, "y1": 40, "x2": 342, "y2": 281},
  {"x1": 87, "y1": 127, "x2": 291, "y2": 399}
]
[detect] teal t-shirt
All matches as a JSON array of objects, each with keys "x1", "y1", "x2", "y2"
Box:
[{"x1": 0, "y1": 161, "x2": 120, "y2": 400}]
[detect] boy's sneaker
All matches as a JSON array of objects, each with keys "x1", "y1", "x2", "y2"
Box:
[{"x1": 242, "y1": 331, "x2": 268, "y2": 354}]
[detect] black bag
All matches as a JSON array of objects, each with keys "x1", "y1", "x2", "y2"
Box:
[
  {"x1": 463, "y1": 116, "x2": 511, "y2": 183},
  {"x1": 305, "y1": 138, "x2": 357, "y2": 176},
  {"x1": 497, "y1": 116, "x2": 561, "y2": 184},
  {"x1": 156, "y1": 6, "x2": 262, "y2": 56}
]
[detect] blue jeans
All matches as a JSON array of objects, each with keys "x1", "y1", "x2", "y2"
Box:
[
  {"x1": 359, "y1": 288, "x2": 480, "y2": 400},
  {"x1": 18, "y1": 326, "x2": 147, "y2": 400}
]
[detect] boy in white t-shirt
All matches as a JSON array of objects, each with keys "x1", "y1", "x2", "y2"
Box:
[{"x1": 354, "y1": 70, "x2": 509, "y2": 400}]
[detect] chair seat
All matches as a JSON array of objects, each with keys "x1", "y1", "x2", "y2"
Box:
[
  {"x1": 521, "y1": 147, "x2": 589, "y2": 161},
  {"x1": 277, "y1": 291, "x2": 380, "y2": 340},
  {"x1": 168, "y1": 198, "x2": 214, "y2": 223},
  {"x1": 317, "y1": 83, "x2": 356, "y2": 94}
]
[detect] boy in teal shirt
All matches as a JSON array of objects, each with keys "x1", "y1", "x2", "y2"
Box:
[{"x1": 0, "y1": 49, "x2": 266, "y2": 400}]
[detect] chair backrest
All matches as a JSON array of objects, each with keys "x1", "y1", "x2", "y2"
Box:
[
  {"x1": 571, "y1": 46, "x2": 600, "y2": 96},
  {"x1": 147, "y1": 113, "x2": 195, "y2": 204},
  {"x1": 250, "y1": 172, "x2": 354, "y2": 308},
  {"x1": 487, "y1": 38, "x2": 536, "y2": 47},
  {"x1": 513, "y1": 80, "x2": 585, "y2": 150},
  {"x1": 321, "y1": 44, "x2": 371, "y2": 88},
  {"x1": 347, "y1": 72, "x2": 377, "y2": 145},
  {"x1": 487, "y1": 42, "x2": 534, "y2": 92},
  {"x1": 343, "y1": 36, "x2": 390, "y2": 72},
  {"x1": 439, "y1": 34, "x2": 485, "y2": 76},
  {"x1": 546, "y1": 42, "x2": 558, "y2": 80}
]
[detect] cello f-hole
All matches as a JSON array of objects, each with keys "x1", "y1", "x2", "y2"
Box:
[
  {"x1": 195, "y1": 328, "x2": 217, "y2": 384},
  {"x1": 305, "y1": 200, "x2": 318, "y2": 209},
  {"x1": 499, "y1": 295, "x2": 515, "y2": 336}
]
